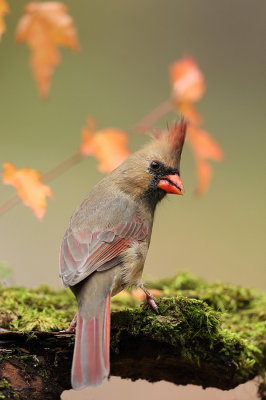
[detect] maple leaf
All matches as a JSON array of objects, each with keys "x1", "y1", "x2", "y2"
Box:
[
  {"x1": 114, "y1": 290, "x2": 131, "y2": 299},
  {"x1": 80, "y1": 117, "x2": 97, "y2": 156},
  {"x1": 187, "y1": 125, "x2": 224, "y2": 195},
  {"x1": 80, "y1": 118, "x2": 130, "y2": 173},
  {"x1": 15, "y1": 2, "x2": 79, "y2": 98},
  {"x1": 0, "y1": 0, "x2": 9, "y2": 39},
  {"x1": 2, "y1": 162, "x2": 52, "y2": 219},
  {"x1": 114, "y1": 288, "x2": 162, "y2": 301},
  {"x1": 170, "y1": 56, "x2": 205, "y2": 103},
  {"x1": 131, "y1": 288, "x2": 162, "y2": 301},
  {"x1": 177, "y1": 101, "x2": 202, "y2": 126},
  {"x1": 170, "y1": 57, "x2": 205, "y2": 124}
]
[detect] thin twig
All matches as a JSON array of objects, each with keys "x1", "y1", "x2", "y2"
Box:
[
  {"x1": 0, "y1": 100, "x2": 173, "y2": 217},
  {"x1": 42, "y1": 152, "x2": 83, "y2": 183},
  {"x1": 0, "y1": 196, "x2": 20, "y2": 216},
  {"x1": 134, "y1": 99, "x2": 173, "y2": 133}
]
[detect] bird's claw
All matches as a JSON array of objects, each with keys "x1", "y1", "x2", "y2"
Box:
[
  {"x1": 145, "y1": 294, "x2": 159, "y2": 313},
  {"x1": 139, "y1": 283, "x2": 159, "y2": 313},
  {"x1": 62, "y1": 314, "x2": 77, "y2": 333}
]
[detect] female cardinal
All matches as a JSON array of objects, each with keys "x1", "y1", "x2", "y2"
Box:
[{"x1": 59, "y1": 119, "x2": 187, "y2": 389}]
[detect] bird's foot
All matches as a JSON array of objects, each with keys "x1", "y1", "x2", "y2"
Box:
[
  {"x1": 60, "y1": 314, "x2": 77, "y2": 333},
  {"x1": 66, "y1": 314, "x2": 77, "y2": 333},
  {"x1": 139, "y1": 284, "x2": 159, "y2": 313},
  {"x1": 145, "y1": 293, "x2": 159, "y2": 313}
]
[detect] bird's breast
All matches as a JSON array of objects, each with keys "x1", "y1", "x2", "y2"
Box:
[{"x1": 111, "y1": 240, "x2": 148, "y2": 296}]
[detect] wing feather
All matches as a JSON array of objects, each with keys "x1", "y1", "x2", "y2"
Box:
[{"x1": 60, "y1": 216, "x2": 148, "y2": 287}]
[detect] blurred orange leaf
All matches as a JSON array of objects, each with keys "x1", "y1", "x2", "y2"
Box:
[
  {"x1": 177, "y1": 101, "x2": 201, "y2": 126},
  {"x1": 195, "y1": 159, "x2": 212, "y2": 196},
  {"x1": 187, "y1": 125, "x2": 224, "y2": 195},
  {"x1": 80, "y1": 118, "x2": 130, "y2": 173},
  {"x1": 114, "y1": 290, "x2": 131, "y2": 299},
  {"x1": 131, "y1": 288, "x2": 162, "y2": 301},
  {"x1": 2, "y1": 162, "x2": 52, "y2": 219},
  {"x1": 170, "y1": 57, "x2": 205, "y2": 102},
  {"x1": 16, "y1": 2, "x2": 79, "y2": 98},
  {"x1": 114, "y1": 288, "x2": 162, "y2": 301},
  {"x1": 170, "y1": 57, "x2": 205, "y2": 124},
  {"x1": 80, "y1": 117, "x2": 97, "y2": 155},
  {"x1": 0, "y1": 0, "x2": 9, "y2": 39}
]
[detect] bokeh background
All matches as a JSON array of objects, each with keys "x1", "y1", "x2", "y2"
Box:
[{"x1": 0, "y1": 0, "x2": 265, "y2": 399}]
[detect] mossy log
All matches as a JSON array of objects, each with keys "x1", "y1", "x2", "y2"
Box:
[{"x1": 0, "y1": 273, "x2": 265, "y2": 400}]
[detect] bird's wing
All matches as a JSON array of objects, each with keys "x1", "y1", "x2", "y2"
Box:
[{"x1": 59, "y1": 216, "x2": 148, "y2": 287}]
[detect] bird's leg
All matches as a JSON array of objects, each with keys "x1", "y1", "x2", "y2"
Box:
[
  {"x1": 65, "y1": 313, "x2": 77, "y2": 333},
  {"x1": 139, "y1": 283, "x2": 159, "y2": 313}
]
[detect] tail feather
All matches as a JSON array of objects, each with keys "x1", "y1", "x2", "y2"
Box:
[
  {"x1": 71, "y1": 294, "x2": 111, "y2": 389},
  {"x1": 103, "y1": 292, "x2": 110, "y2": 371}
]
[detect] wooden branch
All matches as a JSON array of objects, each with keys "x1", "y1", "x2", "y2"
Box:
[
  {"x1": 0, "y1": 326, "x2": 253, "y2": 400},
  {"x1": 0, "y1": 274, "x2": 265, "y2": 400}
]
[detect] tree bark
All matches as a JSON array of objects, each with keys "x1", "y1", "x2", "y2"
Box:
[
  {"x1": 0, "y1": 327, "x2": 256, "y2": 400},
  {"x1": 1, "y1": 275, "x2": 265, "y2": 400}
]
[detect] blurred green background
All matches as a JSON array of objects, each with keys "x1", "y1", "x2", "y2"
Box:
[
  {"x1": 0, "y1": 0, "x2": 265, "y2": 292},
  {"x1": 0, "y1": 1, "x2": 265, "y2": 399}
]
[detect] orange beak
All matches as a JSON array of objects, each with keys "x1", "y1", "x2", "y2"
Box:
[{"x1": 157, "y1": 174, "x2": 184, "y2": 195}]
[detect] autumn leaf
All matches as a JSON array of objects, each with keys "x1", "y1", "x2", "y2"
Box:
[
  {"x1": 170, "y1": 57, "x2": 205, "y2": 124},
  {"x1": 80, "y1": 118, "x2": 130, "y2": 173},
  {"x1": 0, "y1": 0, "x2": 9, "y2": 39},
  {"x1": 131, "y1": 288, "x2": 162, "y2": 301},
  {"x1": 80, "y1": 117, "x2": 97, "y2": 156},
  {"x1": 16, "y1": 2, "x2": 79, "y2": 98},
  {"x1": 2, "y1": 162, "x2": 52, "y2": 219},
  {"x1": 195, "y1": 159, "x2": 213, "y2": 196},
  {"x1": 187, "y1": 125, "x2": 224, "y2": 195},
  {"x1": 177, "y1": 102, "x2": 201, "y2": 126},
  {"x1": 170, "y1": 56, "x2": 205, "y2": 102},
  {"x1": 113, "y1": 288, "x2": 162, "y2": 301},
  {"x1": 114, "y1": 290, "x2": 131, "y2": 299}
]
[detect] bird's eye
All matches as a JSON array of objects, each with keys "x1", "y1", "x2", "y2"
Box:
[{"x1": 150, "y1": 161, "x2": 161, "y2": 170}]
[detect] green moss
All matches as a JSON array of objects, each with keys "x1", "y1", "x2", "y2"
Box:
[
  {"x1": 0, "y1": 273, "x2": 265, "y2": 384},
  {"x1": 0, "y1": 378, "x2": 20, "y2": 400},
  {"x1": 0, "y1": 379, "x2": 10, "y2": 390},
  {"x1": 112, "y1": 296, "x2": 220, "y2": 364},
  {"x1": 148, "y1": 271, "x2": 206, "y2": 292},
  {"x1": 0, "y1": 284, "x2": 76, "y2": 332}
]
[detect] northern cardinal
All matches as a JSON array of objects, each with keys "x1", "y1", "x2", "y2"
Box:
[{"x1": 59, "y1": 119, "x2": 187, "y2": 389}]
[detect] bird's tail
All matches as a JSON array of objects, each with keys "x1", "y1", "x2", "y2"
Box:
[{"x1": 71, "y1": 294, "x2": 111, "y2": 389}]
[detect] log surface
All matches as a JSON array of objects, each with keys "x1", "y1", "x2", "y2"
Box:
[
  {"x1": 0, "y1": 273, "x2": 265, "y2": 400},
  {"x1": 0, "y1": 327, "x2": 256, "y2": 400}
]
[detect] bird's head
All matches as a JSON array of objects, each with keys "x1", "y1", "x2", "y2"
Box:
[{"x1": 113, "y1": 118, "x2": 187, "y2": 209}]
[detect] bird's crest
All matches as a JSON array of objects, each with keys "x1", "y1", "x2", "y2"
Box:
[
  {"x1": 167, "y1": 117, "x2": 187, "y2": 152},
  {"x1": 150, "y1": 117, "x2": 187, "y2": 154}
]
